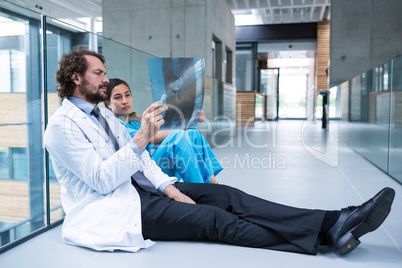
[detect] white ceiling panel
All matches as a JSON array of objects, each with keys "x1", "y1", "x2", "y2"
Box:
[
  {"x1": 229, "y1": 0, "x2": 331, "y2": 25},
  {"x1": 4, "y1": 0, "x2": 331, "y2": 28}
]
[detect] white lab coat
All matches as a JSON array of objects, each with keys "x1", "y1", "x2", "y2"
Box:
[{"x1": 44, "y1": 99, "x2": 177, "y2": 252}]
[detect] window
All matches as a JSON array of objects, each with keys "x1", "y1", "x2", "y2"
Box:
[
  {"x1": 0, "y1": 6, "x2": 45, "y2": 250},
  {"x1": 0, "y1": 16, "x2": 27, "y2": 93},
  {"x1": 0, "y1": 147, "x2": 9, "y2": 179},
  {"x1": 11, "y1": 148, "x2": 28, "y2": 180},
  {"x1": 0, "y1": 147, "x2": 28, "y2": 180},
  {"x1": 236, "y1": 43, "x2": 256, "y2": 92}
]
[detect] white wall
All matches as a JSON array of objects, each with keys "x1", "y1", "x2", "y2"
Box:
[
  {"x1": 330, "y1": 0, "x2": 402, "y2": 87},
  {"x1": 102, "y1": 0, "x2": 236, "y2": 80}
]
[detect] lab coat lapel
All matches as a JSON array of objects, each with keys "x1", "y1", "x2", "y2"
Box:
[
  {"x1": 101, "y1": 106, "x2": 128, "y2": 149},
  {"x1": 62, "y1": 99, "x2": 116, "y2": 154}
]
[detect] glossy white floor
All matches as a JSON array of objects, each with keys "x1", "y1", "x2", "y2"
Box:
[{"x1": 1, "y1": 120, "x2": 401, "y2": 268}]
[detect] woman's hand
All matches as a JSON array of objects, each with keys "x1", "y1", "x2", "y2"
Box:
[
  {"x1": 198, "y1": 110, "x2": 206, "y2": 122},
  {"x1": 133, "y1": 101, "x2": 167, "y2": 150}
]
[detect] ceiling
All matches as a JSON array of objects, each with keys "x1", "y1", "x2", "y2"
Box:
[
  {"x1": 228, "y1": 0, "x2": 331, "y2": 25},
  {"x1": 9, "y1": 0, "x2": 102, "y2": 19},
  {"x1": 6, "y1": 0, "x2": 331, "y2": 26}
]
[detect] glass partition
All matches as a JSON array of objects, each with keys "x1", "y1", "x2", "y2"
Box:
[
  {"x1": 0, "y1": 0, "x2": 161, "y2": 252},
  {"x1": 350, "y1": 66, "x2": 391, "y2": 172},
  {"x1": 389, "y1": 56, "x2": 402, "y2": 182},
  {"x1": 0, "y1": 0, "x2": 44, "y2": 249},
  {"x1": 102, "y1": 38, "x2": 154, "y2": 114},
  {"x1": 44, "y1": 18, "x2": 76, "y2": 226},
  {"x1": 338, "y1": 55, "x2": 402, "y2": 184}
]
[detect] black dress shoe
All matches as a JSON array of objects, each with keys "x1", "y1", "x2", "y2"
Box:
[{"x1": 327, "y1": 187, "x2": 395, "y2": 255}]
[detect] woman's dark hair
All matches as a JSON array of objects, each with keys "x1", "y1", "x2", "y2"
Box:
[
  {"x1": 105, "y1": 78, "x2": 131, "y2": 102},
  {"x1": 55, "y1": 45, "x2": 105, "y2": 99},
  {"x1": 105, "y1": 78, "x2": 141, "y2": 121}
]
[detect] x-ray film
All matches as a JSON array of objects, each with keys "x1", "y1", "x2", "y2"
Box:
[{"x1": 147, "y1": 57, "x2": 205, "y2": 130}]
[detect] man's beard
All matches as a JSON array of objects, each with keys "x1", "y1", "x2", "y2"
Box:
[{"x1": 79, "y1": 78, "x2": 107, "y2": 104}]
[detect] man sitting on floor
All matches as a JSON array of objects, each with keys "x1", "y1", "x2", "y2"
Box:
[{"x1": 44, "y1": 46, "x2": 395, "y2": 255}]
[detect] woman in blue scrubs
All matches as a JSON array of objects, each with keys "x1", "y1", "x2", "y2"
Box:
[{"x1": 105, "y1": 78, "x2": 222, "y2": 184}]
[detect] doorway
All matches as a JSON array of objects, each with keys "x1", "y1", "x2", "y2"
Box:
[
  {"x1": 278, "y1": 71, "x2": 308, "y2": 119},
  {"x1": 258, "y1": 68, "x2": 279, "y2": 120},
  {"x1": 261, "y1": 50, "x2": 315, "y2": 120}
]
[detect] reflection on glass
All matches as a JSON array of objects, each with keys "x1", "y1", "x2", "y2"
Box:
[
  {"x1": 339, "y1": 55, "x2": 402, "y2": 184},
  {"x1": 341, "y1": 58, "x2": 401, "y2": 179},
  {"x1": 389, "y1": 55, "x2": 402, "y2": 184},
  {"x1": 102, "y1": 38, "x2": 154, "y2": 114},
  {"x1": 0, "y1": 2, "x2": 45, "y2": 249},
  {"x1": 351, "y1": 67, "x2": 390, "y2": 172}
]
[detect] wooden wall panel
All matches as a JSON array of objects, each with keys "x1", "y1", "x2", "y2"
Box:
[
  {"x1": 0, "y1": 180, "x2": 61, "y2": 222},
  {"x1": 316, "y1": 21, "x2": 330, "y2": 93},
  {"x1": 0, "y1": 94, "x2": 27, "y2": 125},
  {"x1": 236, "y1": 92, "x2": 255, "y2": 126},
  {"x1": 0, "y1": 93, "x2": 60, "y2": 148},
  {"x1": 204, "y1": 76, "x2": 216, "y2": 120}
]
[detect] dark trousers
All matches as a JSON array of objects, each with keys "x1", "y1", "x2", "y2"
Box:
[{"x1": 133, "y1": 182, "x2": 326, "y2": 255}]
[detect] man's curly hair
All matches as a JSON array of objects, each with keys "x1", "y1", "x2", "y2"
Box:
[{"x1": 55, "y1": 46, "x2": 105, "y2": 99}]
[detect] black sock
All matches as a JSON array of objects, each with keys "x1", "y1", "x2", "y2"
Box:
[
  {"x1": 321, "y1": 210, "x2": 341, "y2": 233},
  {"x1": 319, "y1": 210, "x2": 341, "y2": 245}
]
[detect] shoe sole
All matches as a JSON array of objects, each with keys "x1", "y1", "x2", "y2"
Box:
[{"x1": 336, "y1": 187, "x2": 395, "y2": 255}]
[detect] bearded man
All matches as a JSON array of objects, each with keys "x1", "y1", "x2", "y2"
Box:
[{"x1": 44, "y1": 46, "x2": 395, "y2": 255}]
